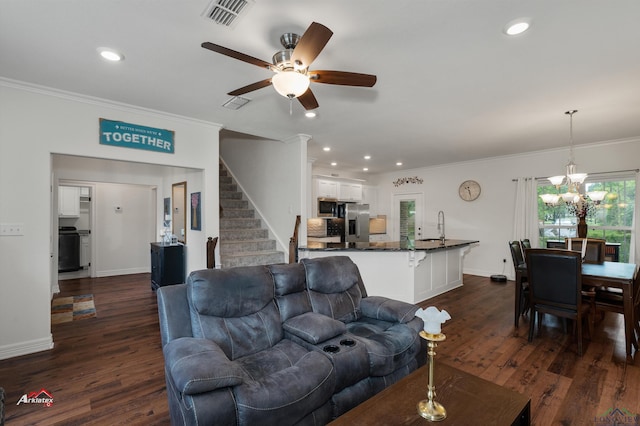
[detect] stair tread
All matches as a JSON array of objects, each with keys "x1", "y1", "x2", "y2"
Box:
[
  {"x1": 221, "y1": 251, "x2": 283, "y2": 258},
  {"x1": 221, "y1": 238, "x2": 272, "y2": 243}
]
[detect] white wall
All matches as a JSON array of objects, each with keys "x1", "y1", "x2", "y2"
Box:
[
  {"x1": 220, "y1": 133, "x2": 309, "y2": 255},
  {"x1": 0, "y1": 81, "x2": 221, "y2": 360},
  {"x1": 373, "y1": 138, "x2": 640, "y2": 279},
  {"x1": 93, "y1": 182, "x2": 155, "y2": 276}
]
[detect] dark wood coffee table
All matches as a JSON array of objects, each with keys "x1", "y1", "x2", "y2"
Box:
[{"x1": 329, "y1": 362, "x2": 531, "y2": 425}]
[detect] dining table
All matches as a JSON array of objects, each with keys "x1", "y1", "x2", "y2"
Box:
[
  {"x1": 514, "y1": 260, "x2": 639, "y2": 362},
  {"x1": 581, "y1": 261, "x2": 639, "y2": 362}
]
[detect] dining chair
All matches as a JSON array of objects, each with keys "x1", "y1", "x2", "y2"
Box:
[
  {"x1": 508, "y1": 241, "x2": 529, "y2": 327},
  {"x1": 521, "y1": 239, "x2": 532, "y2": 250},
  {"x1": 525, "y1": 248, "x2": 592, "y2": 356},
  {"x1": 565, "y1": 238, "x2": 606, "y2": 264}
]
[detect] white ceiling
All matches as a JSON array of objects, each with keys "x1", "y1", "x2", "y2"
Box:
[{"x1": 2, "y1": 1, "x2": 639, "y2": 174}]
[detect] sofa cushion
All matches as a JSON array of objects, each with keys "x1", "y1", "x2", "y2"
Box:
[
  {"x1": 187, "y1": 266, "x2": 283, "y2": 360},
  {"x1": 283, "y1": 312, "x2": 347, "y2": 344},
  {"x1": 233, "y1": 340, "x2": 336, "y2": 426},
  {"x1": 163, "y1": 337, "x2": 243, "y2": 395},
  {"x1": 302, "y1": 256, "x2": 363, "y2": 323},
  {"x1": 347, "y1": 320, "x2": 421, "y2": 376},
  {"x1": 187, "y1": 266, "x2": 273, "y2": 317},
  {"x1": 268, "y1": 263, "x2": 312, "y2": 321}
]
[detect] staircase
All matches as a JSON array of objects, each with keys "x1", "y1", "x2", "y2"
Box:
[{"x1": 219, "y1": 164, "x2": 285, "y2": 268}]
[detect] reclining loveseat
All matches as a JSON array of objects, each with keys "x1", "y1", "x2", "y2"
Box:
[{"x1": 157, "y1": 256, "x2": 425, "y2": 425}]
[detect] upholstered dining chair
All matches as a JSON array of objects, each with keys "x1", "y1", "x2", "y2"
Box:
[
  {"x1": 525, "y1": 248, "x2": 592, "y2": 356},
  {"x1": 520, "y1": 239, "x2": 532, "y2": 250},
  {"x1": 508, "y1": 241, "x2": 529, "y2": 327},
  {"x1": 565, "y1": 238, "x2": 606, "y2": 264}
]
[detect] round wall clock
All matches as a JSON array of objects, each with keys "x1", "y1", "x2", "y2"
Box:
[{"x1": 458, "y1": 180, "x2": 481, "y2": 201}]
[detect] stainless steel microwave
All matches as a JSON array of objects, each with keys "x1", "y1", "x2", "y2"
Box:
[{"x1": 317, "y1": 198, "x2": 338, "y2": 217}]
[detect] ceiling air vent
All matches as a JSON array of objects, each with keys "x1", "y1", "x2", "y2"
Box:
[
  {"x1": 202, "y1": 0, "x2": 251, "y2": 26},
  {"x1": 222, "y1": 96, "x2": 251, "y2": 110}
]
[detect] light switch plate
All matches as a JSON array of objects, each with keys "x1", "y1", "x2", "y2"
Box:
[{"x1": 1, "y1": 223, "x2": 24, "y2": 236}]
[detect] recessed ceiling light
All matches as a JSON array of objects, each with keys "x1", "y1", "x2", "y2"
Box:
[
  {"x1": 363, "y1": 167, "x2": 369, "y2": 172},
  {"x1": 98, "y1": 47, "x2": 124, "y2": 62},
  {"x1": 396, "y1": 162, "x2": 403, "y2": 166},
  {"x1": 305, "y1": 111, "x2": 317, "y2": 118},
  {"x1": 364, "y1": 155, "x2": 371, "y2": 160},
  {"x1": 323, "y1": 147, "x2": 331, "y2": 152},
  {"x1": 504, "y1": 19, "x2": 531, "y2": 36},
  {"x1": 331, "y1": 162, "x2": 337, "y2": 166}
]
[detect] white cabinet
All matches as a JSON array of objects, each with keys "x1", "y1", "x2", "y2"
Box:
[
  {"x1": 58, "y1": 186, "x2": 80, "y2": 217},
  {"x1": 338, "y1": 183, "x2": 362, "y2": 201},
  {"x1": 80, "y1": 235, "x2": 90, "y2": 267},
  {"x1": 317, "y1": 179, "x2": 339, "y2": 198},
  {"x1": 362, "y1": 186, "x2": 378, "y2": 215}
]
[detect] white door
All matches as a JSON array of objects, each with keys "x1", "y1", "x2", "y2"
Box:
[{"x1": 392, "y1": 193, "x2": 424, "y2": 243}]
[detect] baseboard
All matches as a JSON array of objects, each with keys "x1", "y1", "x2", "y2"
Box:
[
  {"x1": 0, "y1": 335, "x2": 53, "y2": 360},
  {"x1": 95, "y1": 267, "x2": 150, "y2": 277}
]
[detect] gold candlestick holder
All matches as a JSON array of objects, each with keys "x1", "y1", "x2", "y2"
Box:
[{"x1": 417, "y1": 330, "x2": 447, "y2": 421}]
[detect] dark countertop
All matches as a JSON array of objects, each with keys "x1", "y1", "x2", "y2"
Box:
[{"x1": 299, "y1": 239, "x2": 479, "y2": 252}]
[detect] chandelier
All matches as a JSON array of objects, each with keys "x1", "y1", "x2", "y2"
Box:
[{"x1": 539, "y1": 110, "x2": 607, "y2": 207}]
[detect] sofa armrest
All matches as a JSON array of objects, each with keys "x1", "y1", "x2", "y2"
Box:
[
  {"x1": 360, "y1": 296, "x2": 419, "y2": 324},
  {"x1": 283, "y1": 312, "x2": 347, "y2": 344},
  {"x1": 164, "y1": 337, "x2": 244, "y2": 395}
]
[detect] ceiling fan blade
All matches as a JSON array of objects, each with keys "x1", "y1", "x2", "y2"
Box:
[
  {"x1": 202, "y1": 42, "x2": 272, "y2": 70},
  {"x1": 309, "y1": 70, "x2": 377, "y2": 87},
  {"x1": 297, "y1": 88, "x2": 319, "y2": 110},
  {"x1": 290, "y1": 22, "x2": 333, "y2": 68},
  {"x1": 228, "y1": 79, "x2": 273, "y2": 96}
]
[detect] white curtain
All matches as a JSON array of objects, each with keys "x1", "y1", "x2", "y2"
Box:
[
  {"x1": 513, "y1": 177, "x2": 539, "y2": 247},
  {"x1": 632, "y1": 172, "x2": 639, "y2": 265}
]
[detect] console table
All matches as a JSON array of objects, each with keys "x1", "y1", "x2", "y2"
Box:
[
  {"x1": 329, "y1": 362, "x2": 530, "y2": 425},
  {"x1": 150, "y1": 242, "x2": 185, "y2": 291}
]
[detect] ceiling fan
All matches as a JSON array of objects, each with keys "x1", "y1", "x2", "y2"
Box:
[{"x1": 201, "y1": 22, "x2": 377, "y2": 110}]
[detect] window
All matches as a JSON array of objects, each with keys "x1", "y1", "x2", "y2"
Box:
[{"x1": 537, "y1": 174, "x2": 636, "y2": 262}]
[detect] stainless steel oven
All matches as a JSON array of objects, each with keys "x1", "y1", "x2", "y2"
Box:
[{"x1": 317, "y1": 198, "x2": 337, "y2": 217}]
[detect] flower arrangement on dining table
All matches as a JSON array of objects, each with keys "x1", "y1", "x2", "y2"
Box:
[{"x1": 566, "y1": 198, "x2": 595, "y2": 220}]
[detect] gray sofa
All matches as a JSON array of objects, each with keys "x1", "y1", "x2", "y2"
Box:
[{"x1": 157, "y1": 256, "x2": 425, "y2": 425}]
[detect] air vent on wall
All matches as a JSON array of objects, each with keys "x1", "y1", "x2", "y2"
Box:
[{"x1": 202, "y1": 0, "x2": 251, "y2": 26}]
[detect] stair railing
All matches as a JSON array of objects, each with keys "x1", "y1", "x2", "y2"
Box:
[
  {"x1": 207, "y1": 236, "x2": 218, "y2": 268},
  {"x1": 289, "y1": 215, "x2": 301, "y2": 264}
]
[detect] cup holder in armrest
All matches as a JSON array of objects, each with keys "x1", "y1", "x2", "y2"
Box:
[
  {"x1": 339, "y1": 339, "x2": 356, "y2": 347},
  {"x1": 323, "y1": 345, "x2": 340, "y2": 353}
]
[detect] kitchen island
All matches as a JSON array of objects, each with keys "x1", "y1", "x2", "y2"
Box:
[{"x1": 298, "y1": 239, "x2": 478, "y2": 304}]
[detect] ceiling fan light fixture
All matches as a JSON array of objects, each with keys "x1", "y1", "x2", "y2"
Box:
[{"x1": 272, "y1": 71, "x2": 310, "y2": 98}]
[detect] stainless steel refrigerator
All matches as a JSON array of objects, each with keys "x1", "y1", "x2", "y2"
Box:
[{"x1": 344, "y1": 203, "x2": 370, "y2": 243}]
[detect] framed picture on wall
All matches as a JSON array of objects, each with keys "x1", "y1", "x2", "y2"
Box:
[{"x1": 191, "y1": 192, "x2": 201, "y2": 231}]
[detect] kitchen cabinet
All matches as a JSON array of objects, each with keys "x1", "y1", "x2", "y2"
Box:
[
  {"x1": 317, "y1": 179, "x2": 339, "y2": 198},
  {"x1": 362, "y1": 186, "x2": 378, "y2": 215},
  {"x1": 58, "y1": 186, "x2": 80, "y2": 217},
  {"x1": 150, "y1": 243, "x2": 185, "y2": 291},
  {"x1": 338, "y1": 183, "x2": 362, "y2": 201}
]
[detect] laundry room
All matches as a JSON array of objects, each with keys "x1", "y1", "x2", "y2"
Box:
[{"x1": 58, "y1": 185, "x2": 92, "y2": 279}]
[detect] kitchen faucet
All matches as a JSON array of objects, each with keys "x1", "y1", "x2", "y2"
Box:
[{"x1": 437, "y1": 211, "x2": 445, "y2": 244}]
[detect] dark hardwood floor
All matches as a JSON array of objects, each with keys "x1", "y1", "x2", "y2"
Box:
[{"x1": 0, "y1": 273, "x2": 638, "y2": 425}]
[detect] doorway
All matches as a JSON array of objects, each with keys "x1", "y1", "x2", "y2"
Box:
[
  {"x1": 58, "y1": 183, "x2": 94, "y2": 281},
  {"x1": 392, "y1": 193, "x2": 424, "y2": 244}
]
